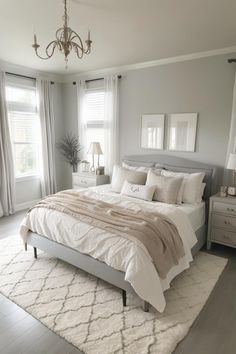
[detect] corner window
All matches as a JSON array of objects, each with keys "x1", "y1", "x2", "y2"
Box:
[
  {"x1": 6, "y1": 76, "x2": 42, "y2": 179},
  {"x1": 83, "y1": 81, "x2": 105, "y2": 166}
]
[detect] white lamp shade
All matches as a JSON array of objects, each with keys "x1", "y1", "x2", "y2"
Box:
[
  {"x1": 87, "y1": 142, "x2": 103, "y2": 155},
  {"x1": 227, "y1": 153, "x2": 236, "y2": 170}
]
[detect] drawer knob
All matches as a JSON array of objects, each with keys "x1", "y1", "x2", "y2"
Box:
[
  {"x1": 224, "y1": 220, "x2": 231, "y2": 225},
  {"x1": 81, "y1": 180, "x2": 87, "y2": 184},
  {"x1": 227, "y1": 207, "x2": 235, "y2": 212}
]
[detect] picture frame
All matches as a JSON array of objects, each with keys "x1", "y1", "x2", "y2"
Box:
[
  {"x1": 141, "y1": 114, "x2": 165, "y2": 150},
  {"x1": 167, "y1": 113, "x2": 198, "y2": 152}
]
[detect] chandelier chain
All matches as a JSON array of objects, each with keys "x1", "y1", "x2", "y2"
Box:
[{"x1": 64, "y1": 0, "x2": 68, "y2": 26}]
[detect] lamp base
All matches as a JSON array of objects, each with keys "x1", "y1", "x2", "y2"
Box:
[{"x1": 90, "y1": 154, "x2": 95, "y2": 173}]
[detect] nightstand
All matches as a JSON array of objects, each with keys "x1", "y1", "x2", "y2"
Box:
[
  {"x1": 207, "y1": 193, "x2": 236, "y2": 250},
  {"x1": 72, "y1": 172, "x2": 109, "y2": 190}
]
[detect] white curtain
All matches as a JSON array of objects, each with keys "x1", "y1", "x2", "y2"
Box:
[
  {"x1": 104, "y1": 75, "x2": 119, "y2": 175},
  {"x1": 77, "y1": 80, "x2": 86, "y2": 161},
  {"x1": 37, "y1": 79, "x2": 57, "y2": 196},
  {"x1": 226, "y1": 73, "x2": 236, "y2": 165},
  {"x1": 0, "y1": 71, "x2": 15, "y2": 216}
]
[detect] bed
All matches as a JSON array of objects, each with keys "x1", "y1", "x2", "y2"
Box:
[{"x1": 20, "y1": 154, "x2": 222, "y2": 312}]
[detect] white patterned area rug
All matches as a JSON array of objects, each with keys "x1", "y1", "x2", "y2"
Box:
[{"x1": 0, "y1": 236, "x2": 227, "y2": 354}]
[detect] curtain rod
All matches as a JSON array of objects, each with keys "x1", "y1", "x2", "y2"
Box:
[
  {"x1": 6, "y1": 72, "x2": 54, "y2": 84},
  {"x1": 228, "y1": 59, "x2": 236, "y2": 63},
  {"x1": 73, "y1": 75, "x2": 122, "y2": 85},
  {"x1": 86, "y1": 77, "x2": 103, "y2": 83}
]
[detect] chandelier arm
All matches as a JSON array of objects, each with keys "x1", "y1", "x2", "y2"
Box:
[
  {"x1": 71, "y1": 38, "x2": 91, "y2": 56},
  {"x1": 34, "y1": 50, "x2": 52, "y2": 60},
  {"x1": 55, "y1": 27, "x2": 65, "y2": 40},
  {"x1": 67, "y1": 28, "x2": 73, "y2": 43},
  {"x1": 45, "y1": 41, "x2": 58, "y2": 58},
  {"x1": 70, "y1": 31, "x2": 84, "y2": 48},
  {"x1": 71, "y1": 40, "x2": 83, "y2": 52},
  {"x1": 33, "y1": 40, "x2": 58, "y2": 60},
  {"x1": 84, "y1": 45, "x2": 92, "y2": 55},
  {"x1": 72, "y1": 43, "x2": 84, "y2": 59},
  {"x1": 56, "y1": 41, "x2": 63, "y2": 52}
]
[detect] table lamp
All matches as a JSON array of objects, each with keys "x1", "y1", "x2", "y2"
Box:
[
  {"x1": 87, "y1": 142, "x2": 103, "y2": 172},
  {"x1": 227, "y1": 153, "x2": 236, "y2": 195}
]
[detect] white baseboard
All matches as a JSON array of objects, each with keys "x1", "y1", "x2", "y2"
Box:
[{"x1": 15, "y1": 199, "x2": 40, "y2": 212}]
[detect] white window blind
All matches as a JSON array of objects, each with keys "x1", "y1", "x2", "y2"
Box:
[
  {"x1": 84, "y1": 81, "x2": 105, "y2": 166},
  {"x1": 6, "y1": 76, "x2": 42, "y2": 178},
  {"x1": 85, "y1": 90, "x2": 105, "y2": 123}
]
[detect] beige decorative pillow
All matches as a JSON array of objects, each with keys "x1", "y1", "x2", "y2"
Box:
[
  {"x1": 121, "y1": 181, "x2": 156, "y2": 201},
  {"x1": 146, "y1": 170, "x2": 183, "y2": 204},
  {"x1": 161, "y1": 170, "x2": 205, "y2": 204},
  {"x1": 161, "y1": 170, "x2": 186, "y2": 204},
  {"x1": 111, "y1": 165, "x2": 147, "y2": 193}
]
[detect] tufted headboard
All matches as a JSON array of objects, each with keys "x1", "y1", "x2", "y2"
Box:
[{"x1": 122, "y1": 154, "x2": 223, "y2": 203}]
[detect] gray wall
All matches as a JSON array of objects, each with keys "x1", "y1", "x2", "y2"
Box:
[
  {"x1": 119, "y1": 54, "x2": 235, "y2": 167},
  {"x1": 45, "y1": 53, "x2": 236, "y2": 191},
  {"x1": 15, "y1": 178, "x2": 41, "y2": 206}
]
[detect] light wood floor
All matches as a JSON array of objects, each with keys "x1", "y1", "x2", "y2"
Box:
[{"x1": 0, "y1": 212, "x2": 236, "y2": 354}]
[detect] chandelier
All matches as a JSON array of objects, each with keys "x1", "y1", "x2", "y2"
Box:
[{"x1": 32, "y1": 0, "x2": 92, "y2": 68}]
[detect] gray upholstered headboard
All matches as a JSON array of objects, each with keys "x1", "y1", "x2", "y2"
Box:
[{"x1": 123, "y1": 154, "x2": 223, "y2": 202}]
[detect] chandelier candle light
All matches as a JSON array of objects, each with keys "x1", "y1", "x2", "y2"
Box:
[{"x1": 32, "y1": 0, "x2": 92, "y2": 68}]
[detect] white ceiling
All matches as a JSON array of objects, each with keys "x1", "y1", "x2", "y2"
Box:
[{"x1": 0, "y1": 0, "x2": 236, "y2": 75}]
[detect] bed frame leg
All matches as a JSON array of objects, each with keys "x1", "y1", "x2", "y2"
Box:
[
  {"x1": 34, "y1": 247, "x2": 37, "y2": 259},
  {"x1": 122, "y1": 289, "x2": 127, "y2": 306},
  {"x1": 143, "y1": 301, "x2": 149, "y2": 312},
  {"x1": 24, "y1": 243, "x2": 27, "y2": 251}
]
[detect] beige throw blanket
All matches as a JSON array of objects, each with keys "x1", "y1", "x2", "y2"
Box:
[{"x1": 27, "y1": 190, "x2": 185, "y2": 279}]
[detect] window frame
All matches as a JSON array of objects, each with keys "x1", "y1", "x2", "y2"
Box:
[
  {"x1": 83, "y1": 82, "x2": 106, "y2": 166},
  {"x1": 6, "y1": 77, "x2": 42, "y2": 180}
]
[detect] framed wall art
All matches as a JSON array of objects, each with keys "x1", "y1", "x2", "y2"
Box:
[
  {"x1": 141, "y1": 114, "x2": 165, "y2": 150},
  {"x1": 167, "y1": 113, "x2": 198, "y2": 152}
]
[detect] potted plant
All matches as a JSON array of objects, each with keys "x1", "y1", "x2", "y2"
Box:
[{"x1": 56, "y1": 133, "x2": 82, "y2": 172}]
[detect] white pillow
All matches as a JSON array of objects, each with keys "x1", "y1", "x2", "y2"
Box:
[
  {"x1": 111, "y1": 165, "x2": 147, "y2": 193},
  {"x1": 161, "y1": 170, "x2": 205, "y2": 204},
  {"x1": 121, "y1": 181, "x2": 156, "y2": 201},
  {"x1": 111, "y1": 165, "x2": 119, "y2": 183},
  {"x1": 146, "y1": 170, "x2": 183, "y2": 204},
  {"x1": 122, "y1": 162, "x2": 162, "y2": 174},
  {"x1": 196, "y1": 182, "x2": 206, "y2": 203}
]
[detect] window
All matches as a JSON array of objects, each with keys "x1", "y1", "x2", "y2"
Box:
[
  {"x1": 6, "y1": 76, "x2": 42, "y2": 178},
  {"x1": 83, "y1": 81, "x2": 105, "y2": 166}
]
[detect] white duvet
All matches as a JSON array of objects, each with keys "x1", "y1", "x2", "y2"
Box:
[{"x1": 20, "y1": 185, "x2": 197, "y2": 312}]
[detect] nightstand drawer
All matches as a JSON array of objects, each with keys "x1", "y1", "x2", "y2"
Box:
[
  {"x1": 212, "y1": 213, "x2": 236, "y2": 230},
  {"x1": 213, "y1": 201, "x2": 236, "y2": 216},
  {"x1": 72, "y1": 173, "x2": 109, "y2": 189},
  {"x1": 73, "y1": 175, "x2": 96, "y2": 188},
  {"x1": 211, "y1": 228, "x2": 236, "y2": 247}
]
